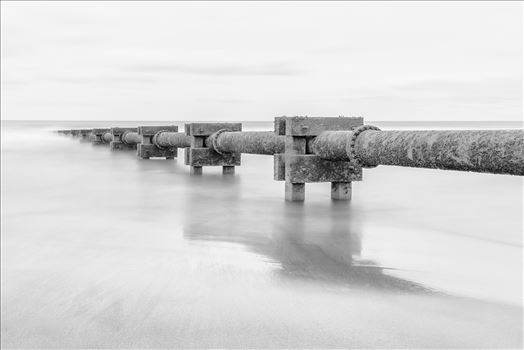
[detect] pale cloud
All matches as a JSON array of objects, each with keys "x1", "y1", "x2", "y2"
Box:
[
  {"x1": 124, "y1": 61, "x2": 304, "y2": 76},
  {"x1": 1, "y1": 1, "x2": 522, "y2": 121}
]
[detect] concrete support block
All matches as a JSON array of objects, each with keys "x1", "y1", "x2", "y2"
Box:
[
  {"x1": 110, "y1": 127, "x2": 138, "y2": 151},
  {"x1": 186, "y1": 148, "x2": 241, "y2": 166},
  {"x1": 223, "y1": 166, "x2": 235, "y2": 175},
  {"x1": 91, "y1": 128, "x2": 112, "y2": 145},
  {"x1": 274, "y1": 154, "x2": 285, "y2": 180},
  {"x1": 285, "y1": 155, "x2": 361, "y2": 183},
  {"x1": 137, "y1": 125, "x2": 178, "y2": 159},
  {"x1": 184, "y1": 122, "x2": 242, "y2": 175},
  {"x1": 79, "y1": 129, "x2": 92, "y2": 142},
  {"x1": 274, "y1": 116, "x2": 363, "y2": 201}
]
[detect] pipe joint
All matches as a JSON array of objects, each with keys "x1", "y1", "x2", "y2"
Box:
[
  {"x1": 346, "y1": 125, "x2": 381, "y2": 167},
  {"x1": 208, "y1": 129, "x2": 230, "y2": 154},
  {"x1": 152, "y1": 130, "x2": 170, "y2": 149}
]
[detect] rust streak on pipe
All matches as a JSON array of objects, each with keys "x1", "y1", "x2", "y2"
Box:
[
  {"x1": 311, "y1": 129, "x2": 524, "y2": 176},
  {"x1": 208, "y1": 131, "x2": 285, "y2": 155},
  {"x1": 356, "y1": 129, "x2": 524, "y2": 175},
  {"x1": 122, "y1": 132, "x2": 142, "y2": 145},
  {"x1": 154, "y1": 132, "x2": 191, "y2": 148}
]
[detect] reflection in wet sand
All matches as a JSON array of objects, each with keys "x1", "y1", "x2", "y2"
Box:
[{"x1": 182, "y1": 179, "x2": 431, "y2": 294}]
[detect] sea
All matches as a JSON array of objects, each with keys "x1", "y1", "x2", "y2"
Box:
[{"x1": 1, "y1": 120, "x2": 522, "y2": 348}]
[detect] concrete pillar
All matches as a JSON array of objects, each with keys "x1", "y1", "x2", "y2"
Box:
[
  {"x1": 223, "y1": 166, "x2": 235, "y2": 175},
  {"x1": 190, "y1": 166, "x2": 202, "y2": 175},
  {"x1": 331, "y1": 182, "x2": 351, "y2": 200},
  {"x1": 285, "y1": 134, "x2": 307, "y2": 201},
  {"x1": 285, "y1": 182, "x2": 305, "y2": 201}
]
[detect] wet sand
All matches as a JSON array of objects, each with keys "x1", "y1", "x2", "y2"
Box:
[{"x1": 1, "y1": 121, "x2": 522, "y2": 348}]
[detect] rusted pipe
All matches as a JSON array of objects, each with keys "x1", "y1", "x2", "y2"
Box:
[
  {"x1": 310, "y1": 131, "x2": 349, "y2": 160},
  {"x1": 311, "y1": 128, "x2": 524, "y2": 176},
  {"x1": 122, "y1": 131, "x2": 142, "y2": 145},
  {"x1": 101, "y1": 132, "x2": 113, "y2": 143},
  {"x1": 207, "y1": 131, "x2": 285, "y2": 155},
  {"x1": 153, "y1": 132, "x2": 191, "y2": 148},
  {"x1": 355, "y1": 129, "x2": 524, "y2": 175}
]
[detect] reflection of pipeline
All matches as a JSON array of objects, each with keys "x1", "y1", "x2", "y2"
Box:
[
  {"x1": 271, "y1": 202, "x2": 361, "y2": 273},
  {"x1": 181, "y1": 175, "x2": 242, "y2": 242},
  {"x1": 181, "y1": 188, "x2": 428, "y2": 292},
  {"x1": 204, "y1": 129, "x2": 524, "y2": 176},
  {"x1": 272, "y1": 203, "x2": 429, "y2": 292}
]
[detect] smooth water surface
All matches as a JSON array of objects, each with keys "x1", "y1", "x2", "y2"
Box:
[{"x1": 1, "y1": 121, "x2": 522, "y2": 348}]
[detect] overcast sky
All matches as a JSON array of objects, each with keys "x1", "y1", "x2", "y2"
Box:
[{"x1": 1, "y1": 1, "x2": 522, "y2": 121}]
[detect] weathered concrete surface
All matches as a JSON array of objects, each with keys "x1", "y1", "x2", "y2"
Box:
[
  {"x1": 208, "y1": 131, "x2": 285, "y2": 155},
  {"x1": 137, "y1": 125, "x2": 179, "y2": 159},
  {"x1": 110, "y1": 127, "x2": 140, "y2": 151},
  {"x1": 187, "y1": 123, "x2": 242, "y2": 136},
  {"x1": 138, "y1": 144, "x2": 178, "y2": 159},
  {"x1": 355, "y1": 130, "x2": 524, "y2": 175},
  {"x1": 275, "y1": 116, "x2": 363, "y2": 136},
  {"x1": 154, "y1": 132, "x2": 191, "y2": 148},
  {"x1": 186, "y1": 148, "x2": 241, "y2": 167},
  {"x1": 275, "y1": 116, "x2": 365, "y2": 201},
  {"x1": 331, "y1": 182, "x2": 352, "y2": 200},
  {"x1": 185, "y1": 123, "x2": 242, "y2": 173},
  {"x1": 274, "y1": 154, "x2": 286, "y2": 180},
  {"x1": 285, "y1": 155, "x2": 362, "y2": 183},
  {"x1": 91, "y1": 128, "x2": 113, "y2": 145},
  {"x1": 78, "y1": 129, "x2": 92, "y2": 142}
]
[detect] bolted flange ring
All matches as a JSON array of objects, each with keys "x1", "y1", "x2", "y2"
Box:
[
  {"x1": 152, "y1": 130, "x2": 171, "y2": 149},
  {"x1": 209, "y1": 129, "x2": 231, "y2": 155},
  {"x1": 347, "y1": 124, "x2": 381, "y2": 168}
]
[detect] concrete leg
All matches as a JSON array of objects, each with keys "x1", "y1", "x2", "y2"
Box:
[
  {"x1": 285, "y1": 182, "x2": 305, "y2": 201},
  {"x1": 223, "y1": 166, "x2": 235, "y2": 175},
  {"x1": 190, "y1": 166, "x2": 203, "y2": 175},
  {"x1": 331, "y1": 182, "x2": 352, "y2": 200}
]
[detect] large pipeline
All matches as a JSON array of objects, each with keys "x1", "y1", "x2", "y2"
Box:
[
  {"x1": 58, "y1": 126, "x2": 524, "y2": 176},
  {"x1": 205, "y1": 128, "x2": 523, "y2": 175},
  {"x1": 207, "y1": 131, "x2": 285, "y2": 155},
  {"x1": 122, "y1": 131, "x2": 142, "y2": 145},
  {"x1": 153, "y1": 132, "x2": 191, "y2": 148},
  {"x1": 311, "y1": 128, "x2": 524, "y2": 176}
]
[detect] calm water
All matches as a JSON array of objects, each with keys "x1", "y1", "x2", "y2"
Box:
[{"x1": 1, "y1": 121, "x2": 522, "y2": 348}]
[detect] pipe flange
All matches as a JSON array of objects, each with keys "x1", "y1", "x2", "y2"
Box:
[
  {"x1": 120, "y1": 130, "x2": 131, "y2": 145},
  {"x1": 209, "y1": 128, "x2": 231, "y2": 155},
  {"x1": 347, "y1": 124, "x2": 381, "y2": 168},
  {"x1": 100, "y1": 132, "x2": 111, "y2": 143},
  {"x1": 152, "y1": 130, "x2": 170, "y2": 149}
]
